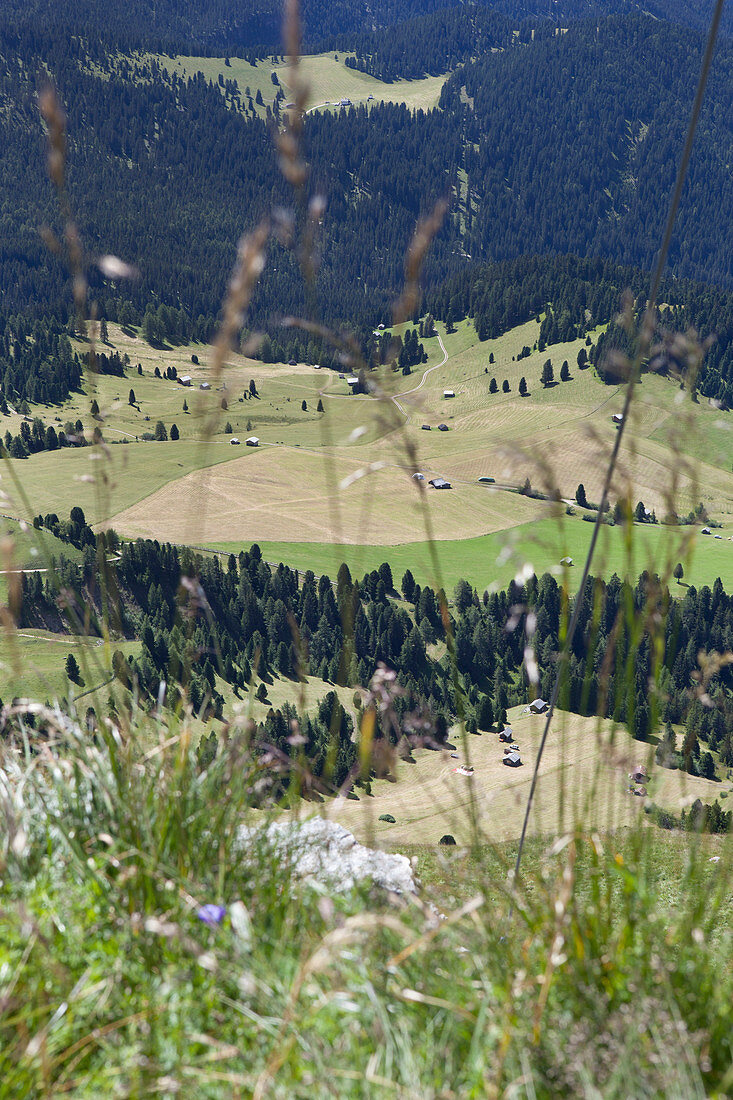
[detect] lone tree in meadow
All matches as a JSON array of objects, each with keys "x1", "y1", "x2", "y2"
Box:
[
  {"x1": 301, "y1": 399, "x2": 307, "y2": 411},
  {"x1": 128, "y1": 388, "x2": 136, "y2": 406},
  {"x1": 100, "y1": 317, "x2": 108, "y2": 344},
  {"x1": 65, "y1": 652, "x2": 81, "y2": 683},
  {"x1": 502, "y1": 379, "x2": 510, "y2": 393},
  {"x1": 519, "y1": 376, "x2": 528, "y2": 396},
  {"x1": 489, "y1": 351, "x2": 495, "y2": 364},
  {"x1": 90, "y1": 399, "x2": 99, "y2": 416},
  {"x1": 489, "y1": 377, "x2": 498, "y2": 394},
  {"x1": 225, "y1": 421, "x2": 233, "y2": 434},
  {"x1": 674, "y1": 562, "x2": 684, "y2": 583},
  {"x1": 576, "y1": 483, "x2": 588, "y2": 508},
  {"x1": 560, "y1": 360, "x2": 571, "y2": 381},
  {"x1": 249, "y1": 378, "x2": 258, "y2": 396},
  {"x1": 541, "y1": 359, "x2": 554, "y2": 387},
  {"x1": 317, "y1": 398, "x2": 324, "y2": 412},
  {"x1": 154, "y1": 420, "x2": 167, "y2": 441},
  {"x1": 170, "y1": 423, "x2": 179, "y2": 440},
  {"x1": 577, "y1": 347, "x2": 588, "y2": 369}
]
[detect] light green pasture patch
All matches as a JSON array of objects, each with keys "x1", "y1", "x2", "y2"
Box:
[
  {"x1": 157, "y1": 52, "x2": 448, "y2": 118},
  {"x1": 0, "y1": 631, "x2": 138, "y2": 704},
  {"x1": 211, "y1": 512, "x2": 733, "y2": 593}
]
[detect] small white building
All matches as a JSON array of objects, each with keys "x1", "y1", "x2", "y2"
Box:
[
  {"x1": 346, "y1": 376, "x2": 359, "y2": 387},
  {"x1": 230, "y1": 437, "x2": 241, "y2": 445},
  {"x1": 246, "y1": 436, "x2": 259, "y2": 447},
  {"x1": 178, "y1": 375, "x2": 192, "y2": 386},
  {"x1": 612, "y1": 413, "x2": 624, "y2": 424},
  {"x1": 443, "y1": 389, "x2": 455, "y2": 398},
  {"x1": 560, "y1": 556, "x2": 574, "y2": 566},
  {"x1": 199, "y1": 382, "x2": 210, "y2": 390},
  {"x1": 529, "y1": 698, "x2": 548, "y2": 714}
]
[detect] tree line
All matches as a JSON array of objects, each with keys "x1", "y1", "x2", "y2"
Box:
[{"x1": 14, "y1": 523, "x2": 733, "y2": 807}]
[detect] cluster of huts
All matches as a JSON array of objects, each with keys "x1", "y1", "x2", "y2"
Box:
[
  {"x1": 498, "y1": 699, "x2": 549, "y2": 767},
  {"x1": 628, "y1": 764, "x2": 649, "y2": 797},
  {"x1": 498, "y1": 723, "x2": 522, "y2": 767}
]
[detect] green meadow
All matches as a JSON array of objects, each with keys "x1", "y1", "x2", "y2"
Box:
[{"x1": 211, "y1": 511, "x2": 733, "y2": 594}]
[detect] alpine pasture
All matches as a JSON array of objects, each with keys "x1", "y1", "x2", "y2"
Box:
[
  {"x1": 331, "y1": 707, "x2": 730, "y2": 847},
  {"x1": 5, "y1": 317, "x2": 733, "y2": 594},
  {"x1": 158, "y1": 51, "x2": 449, "y2": 118}
]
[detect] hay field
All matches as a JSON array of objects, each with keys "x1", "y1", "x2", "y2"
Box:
[
  {"x1": 106, "y1": 446, "x2": 543, "y2": 546},
  {"x1": 158, "y1": 52, "x2": 448, "y2": 118},
  {"x1": 329, "y1": 707, "x2": 729, "y2": 846},
  {"x1": 216, "y1": 669, "x2": 358, "y2": 729},
  {"x1": 0, "y1": 519, "x2": 84, "y2": 570}
]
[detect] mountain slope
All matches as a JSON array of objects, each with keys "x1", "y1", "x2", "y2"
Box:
[{"x1": 444, "y1": 15, "x2": 733, "y2": 286}]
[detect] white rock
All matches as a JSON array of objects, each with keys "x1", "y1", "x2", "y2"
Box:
[{"x1": 237, "y1": 818, "x2": 417, "y2": 895}]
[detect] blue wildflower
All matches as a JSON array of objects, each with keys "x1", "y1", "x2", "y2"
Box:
[{"x1": 197, "y1": 903, "x2": 226, "y2": 926}]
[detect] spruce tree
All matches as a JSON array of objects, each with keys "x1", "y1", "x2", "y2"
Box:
[
  {"x1": 541, "y1": 359, "x2": 554, "y2": 387},
  {"x1": 65, "y1": 652, "x2": 81, "y2": 683}
]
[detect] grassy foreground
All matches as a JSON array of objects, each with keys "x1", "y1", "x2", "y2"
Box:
[{"x1": 1, "y1": 704, "x2": 732, "y2": 1097}]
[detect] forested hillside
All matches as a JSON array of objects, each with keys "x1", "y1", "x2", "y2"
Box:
[
  {"x1": 2, "y1": 0, "x2": 730, "y2": 55},
  {"x1": 443, "y1": 15, "x2": 733, "y2": 287},
  {"x1": 4, "y1": 12, "x2": 733, "y2": 404},
  {"x1": 3, "y1": 15, "x2": 733, "y2": 346},
  {"x1": 0, "y1": 29, "x2": 461, "y2": 335},
  {"x1": 0, "y1": 0, "x2": 472, "y2": 53},
  {"x1": 17, "y1": 523, "x2": 733, "y2": 789}
]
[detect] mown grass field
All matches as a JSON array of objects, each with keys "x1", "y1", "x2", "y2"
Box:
[
  {"x1": 329, "y1": 706, "x2": 732, "y2": 847},
  {"x1": 158, "y1": 52, "x2": 448, "y2": 118}
]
